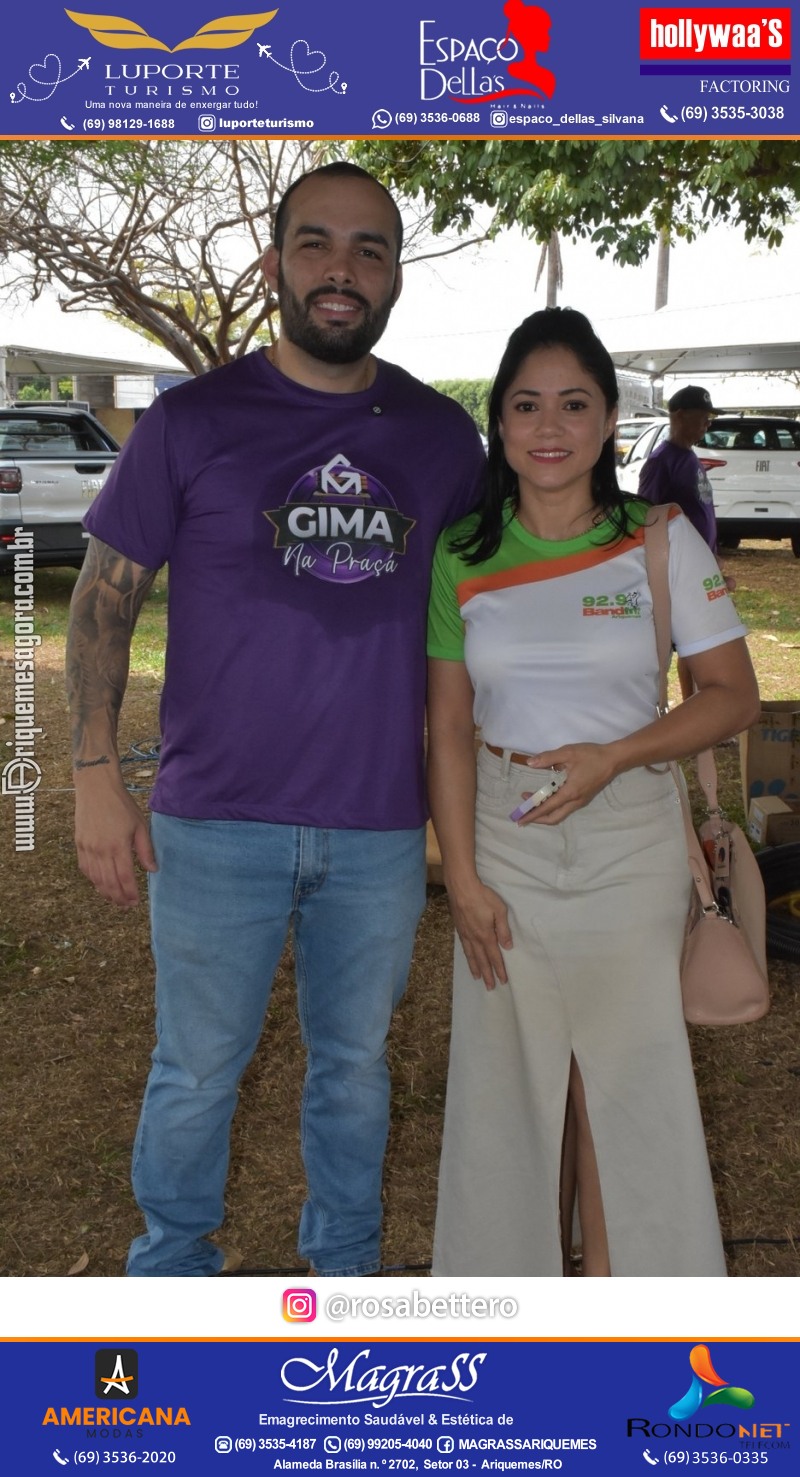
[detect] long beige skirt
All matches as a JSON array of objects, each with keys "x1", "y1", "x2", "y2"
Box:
[{"x1": 432, "y1": 746, "x2": 727, "y2": 1277}]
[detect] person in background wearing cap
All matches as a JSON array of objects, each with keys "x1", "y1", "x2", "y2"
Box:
[{"x1": 639, "y1": 385, "x2": 733, "y2": 699}]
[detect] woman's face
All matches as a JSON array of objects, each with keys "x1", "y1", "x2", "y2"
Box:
[{"x1": 498, "y1": 344, "x2": 617, "y2": 504}]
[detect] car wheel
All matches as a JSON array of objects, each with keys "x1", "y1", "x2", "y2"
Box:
[
  {"x1": 717, "y1": 533, "x2": 740, "y2": 550},
  {"x1": 791, "y1": 532, "x2": 800, "y2": 559}
]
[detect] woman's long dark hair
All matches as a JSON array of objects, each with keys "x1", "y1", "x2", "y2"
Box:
[{"x1": 453, "y1": 306, "x2": 635, "y2": 564}]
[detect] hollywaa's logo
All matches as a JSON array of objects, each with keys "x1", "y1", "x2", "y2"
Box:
[
  {"x1": 639, "y1": 9, "x2": 791, "y2": 62},
  {"x1": 65, "y1": 8, "x2": 278, "y2": 51},
  {"x1": 668, "y1": 1345, "x2": 755, "y2": 1421},
  {"x1": 420, "y1": 1, "x2": 556, "y2": 104}
]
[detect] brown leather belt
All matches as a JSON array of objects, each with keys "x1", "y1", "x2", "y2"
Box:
[{"x1": 484, "y1": 743, "x2": 537, "y2": 767}]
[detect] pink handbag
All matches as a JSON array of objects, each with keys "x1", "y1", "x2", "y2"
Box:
[{"x1": 644, "y1": 508, "x2": 769, "y2": 1026}]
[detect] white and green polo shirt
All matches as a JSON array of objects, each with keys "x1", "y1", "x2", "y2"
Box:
[{"x1": 427, "y1": 503, "x2": 746, "y2": 754}]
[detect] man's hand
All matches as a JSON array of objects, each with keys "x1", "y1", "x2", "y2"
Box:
[
  {"x1": 74, "y1": 780, "x2": 158, "y2": 908},
  {"x1": 66, "y1": 538, "x2": 160, "y2": 904}
]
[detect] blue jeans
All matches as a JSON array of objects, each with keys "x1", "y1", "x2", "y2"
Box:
[{"x1": 127, "y1": 815, "x2": 427, "y2": 1277}]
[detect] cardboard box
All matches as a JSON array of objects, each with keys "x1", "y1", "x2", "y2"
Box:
[
  {"x1": 746, "y1": 796, "x2": 800, "y2": 846},
  {"x1": 739, "y1": 701, "x2": 800, "y2": 811}
]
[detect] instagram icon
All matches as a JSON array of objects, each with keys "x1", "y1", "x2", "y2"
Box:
[{"x1": 283, "y1": 1288, "x2": 317, "y2": 1322}]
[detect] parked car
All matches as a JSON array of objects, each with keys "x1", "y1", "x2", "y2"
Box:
[
  {"x1": 614, "y1": 415, "x2": 667, "y2": 464},
  {"x1": 0, "y1": 403, "x2": 119, "y2": 571},
  {"x1": 616, "y1": 413, "x2": 800, "y2": 555}
]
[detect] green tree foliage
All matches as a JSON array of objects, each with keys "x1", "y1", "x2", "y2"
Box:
[
  {"x1": 0, "y1": 140, "x2": 489, "y2": 375},
  {"x1": 430, "y1": 379, "x2": 491, "y2": 434},
  {"x1": 13, "y1": 377, "x2": 73, "y2": 401},
  {"x1": 0, "y1": 139, "x2": 331, "y2": 373},
  {"x1": 354, "y1": 141, "x2": 799, "y2": 265}
]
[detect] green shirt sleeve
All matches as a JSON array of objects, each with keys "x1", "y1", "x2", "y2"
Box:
[{"x1": 427, "y1": 529, "x2": 466, "y2": 661}]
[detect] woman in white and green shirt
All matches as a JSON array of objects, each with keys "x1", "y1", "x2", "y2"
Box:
[{"x1": 427, "y1": 307, "x2": 759, "y2": 1277}]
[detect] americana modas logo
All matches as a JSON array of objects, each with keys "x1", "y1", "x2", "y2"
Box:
[
  {"x1": 66, "y1": 8, "x2": 277, "y2": 51},
  {"x1": 95, "y1": 1349, "x2": 139, "y2": 1399}
]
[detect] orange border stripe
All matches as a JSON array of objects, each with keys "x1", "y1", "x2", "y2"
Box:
[{"x1": 455, "y1": 508, "x2": 681, "y2": 608}]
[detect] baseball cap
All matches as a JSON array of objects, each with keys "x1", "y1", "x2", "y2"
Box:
[{"x1": 668, "y1": 385, "x2": 716, "y2": 413}]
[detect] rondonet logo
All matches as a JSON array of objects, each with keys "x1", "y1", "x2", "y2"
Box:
[
  {"x1": 65, "y1": 8, "x2": 278, "y2": 51},
  {"x1": 668, "y1": 1345, "x2": 755, "y2": 1420},
  {"x1": 280, "y1": 1348, "x2": 487, "y2": 1409},
  {"x1": 640, "y1": 8, "x2": 792, "y2": 61}
]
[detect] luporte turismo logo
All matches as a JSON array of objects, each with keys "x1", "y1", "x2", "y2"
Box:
[{"x1": 65, "y1": 8, "x2": 278, "y2": 52}]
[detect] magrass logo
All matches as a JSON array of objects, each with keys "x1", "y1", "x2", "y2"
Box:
[
  {"x1": 281, "y1": 1348, "x2": 486, "y2": 1410},
  {"x1": 668, "y1": 1344, "x2": 755, "y2": 1421},
  {"x1": 95, "y1": 1349, "x2": 139, "y2": 1399},
  {"x1": 65, "y1": 8, "x2": 278, "y2": 52}
]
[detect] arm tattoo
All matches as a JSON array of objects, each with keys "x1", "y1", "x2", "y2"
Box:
[{"x1": 66, "y1": 538, "x2": 158, "y2": 767}]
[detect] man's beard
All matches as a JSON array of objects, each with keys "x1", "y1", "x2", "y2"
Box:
[{"x1": 277, "y1": 267, "x2": 397, "y2": 364}]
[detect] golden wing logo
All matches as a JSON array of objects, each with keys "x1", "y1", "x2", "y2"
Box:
[{"x1": 65, "y1": 9, "x2": 278, "y2": 52}]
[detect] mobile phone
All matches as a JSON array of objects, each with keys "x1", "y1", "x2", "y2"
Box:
[{"x1": 509, "y1": 770, "x2": 566, "y2": 822}]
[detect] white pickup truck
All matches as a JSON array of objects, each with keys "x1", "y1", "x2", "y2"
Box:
[{"x1": 0, "y1": 403, "x2": 118, "y2": 572}]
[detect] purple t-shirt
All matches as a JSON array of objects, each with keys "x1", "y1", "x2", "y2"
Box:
[
  {"x1": 638, "y1": 438, "x2": 717, "y2": 550},
  {"x1": 84, "y1": 352, "x2": 484, "y2": 828}
]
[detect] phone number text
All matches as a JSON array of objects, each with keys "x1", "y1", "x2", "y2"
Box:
[
  {"x1": 679, "y1": 106, "x2": 784, "y2": 122},
  {"x1": 83, "y1": 118, "x2": 176, "y2": 130},
  {"x1": 70, "y1": 1453, "x2": 176, "y2": 1464},
  {"x1": 393, "y1": 112, "x2": 480, "y2": 124},
  {"x1": 662, "y1": 1454, "x2": 770, "y2": 1465}
]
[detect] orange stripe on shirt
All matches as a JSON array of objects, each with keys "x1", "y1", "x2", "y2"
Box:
[{"x1": 454, "y1": 514, "x2": 672, "y2": 608}]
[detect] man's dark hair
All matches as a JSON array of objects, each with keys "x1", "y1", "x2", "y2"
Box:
[{"x1": 273, "y1": 162, "x2": 404, "y2": 260}]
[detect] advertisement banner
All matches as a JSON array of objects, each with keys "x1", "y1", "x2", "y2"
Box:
[
  {"x1": 1, "y1": 0, "x2": 798, "y2": 1440},
  {"x1": 1, "y1": 1, "x2": 797, "y2": 138},
  {"x1": 1, "y1": 1336, "x2": 796, "y2": 1474}
]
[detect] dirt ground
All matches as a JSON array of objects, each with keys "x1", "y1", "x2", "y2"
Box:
[{"x1": 1, "y1": 543, "x2": 799, "y2": 1278}]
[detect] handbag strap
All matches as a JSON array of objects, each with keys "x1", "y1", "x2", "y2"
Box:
[
  {"x1": 642, "y1": 507, "x2": 720, "y2": 915},
  {"x1": 642, "y1": 504, "x2": 672, "y2": 718}
]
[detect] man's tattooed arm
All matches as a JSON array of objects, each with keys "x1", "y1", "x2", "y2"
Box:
[{"x1": 66, "y1": 537, "x2": 158, "y2": 771}]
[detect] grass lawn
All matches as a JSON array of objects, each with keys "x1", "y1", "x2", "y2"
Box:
[{"x1": 0, "y1": 537, "x2": 798, "y2": 1278}]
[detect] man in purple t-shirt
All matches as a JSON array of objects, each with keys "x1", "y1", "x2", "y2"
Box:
[
  {"x1": 638, "y1": 383, "x2": 722, "y2": 701},
  {"x1": 66, "y1": 163, "x2": 484, "y2": 1278},
  {"x1": 638, "y1": 383, "x2": 717, "y2": 548}
]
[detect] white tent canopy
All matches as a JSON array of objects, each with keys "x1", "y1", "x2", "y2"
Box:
[
  {"x1": 599, "y1": 293, "x2": 800, "y2": 379},
  {"x1": 0, "y1": 343, "x2": 184, "y2": 382}
]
